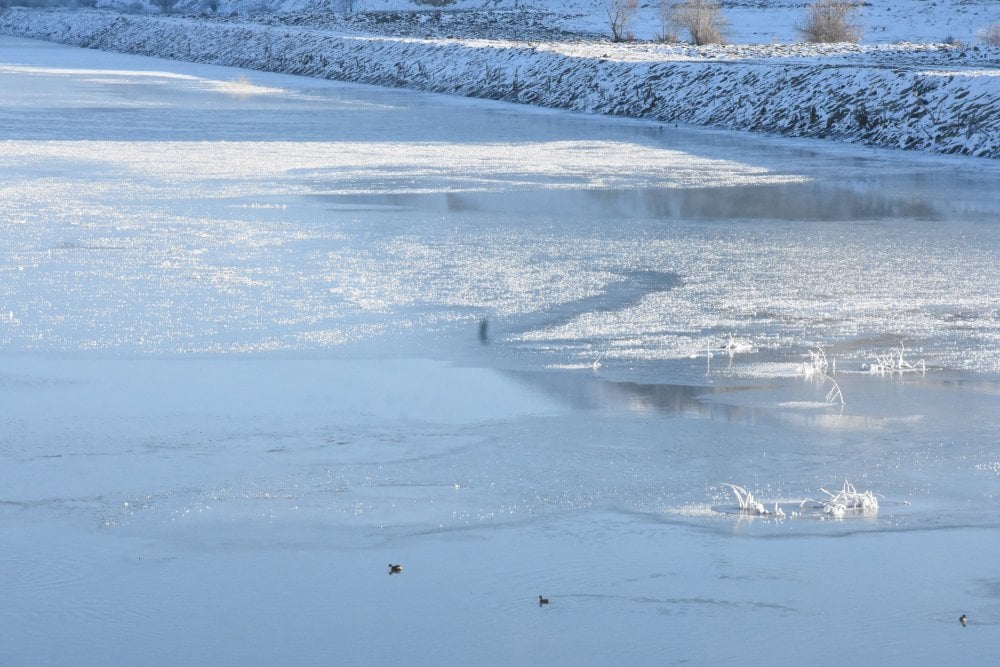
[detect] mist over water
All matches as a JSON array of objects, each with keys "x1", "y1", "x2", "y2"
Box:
[{"x1": 2, "y1": 36, "x2": 999, "y2": 665}]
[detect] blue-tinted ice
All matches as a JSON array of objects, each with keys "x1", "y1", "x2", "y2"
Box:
[{"x1": 1, "y1": 36, "x2": 998, "y2": 666}]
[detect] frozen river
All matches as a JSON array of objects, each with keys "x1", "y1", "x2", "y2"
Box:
[{"x1": 2, "y1": 36, "x2": 999, "y2": 665}]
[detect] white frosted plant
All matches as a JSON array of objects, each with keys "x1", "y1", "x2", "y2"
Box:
[
  {"x1": 803, "y1": 480, "x2": 879, "y2": 518},
  {"x1": 725, "y1": 484, "x2": 769, "y2": 515},
  {"x1": 801, "y1": 346, "x2": 829, "y2": 377},
  {"x1": 721, "y1": 481, "x2": 879, "y2": 520},
  {"x1": 721, "y1": 334, "x2": 753, "y2": 354},
  {"x1": 864, "y1": 344, "x2": 926, "y2": 375},
  {"x1": 800, "y1": 346, "x2": 845, "y2": 405}
]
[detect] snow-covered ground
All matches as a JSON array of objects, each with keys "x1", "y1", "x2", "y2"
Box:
[
  {"x1": 36, "y1": 0, "x2": 1000, "y2": 46},
  {"x1": 3, "y1": 5, "x2": 999, "y2": 156}
]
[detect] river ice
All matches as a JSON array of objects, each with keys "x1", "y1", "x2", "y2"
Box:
[{"x1": 1, "y1": 36, "x2": 999, "y2": 665}]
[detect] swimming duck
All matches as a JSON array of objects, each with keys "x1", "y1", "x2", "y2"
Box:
[
  {"x1": 959, "y1": 614, "x2": 968, "y2": 626},
  {"x1": 388, "y1": 563, "x2": 403, "y2": 574},
  {"x1": 538, "y1": 595, "x2": 550, "y2": 606}
]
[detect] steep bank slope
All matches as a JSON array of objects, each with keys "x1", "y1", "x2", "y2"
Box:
[{"x1": 2, "y1": 8, "x2": 998, "y2": 158}]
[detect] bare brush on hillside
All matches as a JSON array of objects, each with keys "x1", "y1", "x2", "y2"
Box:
[
  {"x1": 606, "y1": 0, "x2": 639, "y2": 42},
  {"x1": 979, "y1": 23, "x2": 1000, "y2": 46},
  {"x1": 798, "y1": 0, "x2": 863, "y2": 43},
  {"x1": 663, "y1": 0, "x2": 729, "y2": 46}
]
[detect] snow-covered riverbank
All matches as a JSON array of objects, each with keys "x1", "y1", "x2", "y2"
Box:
[{"x1": 2, "y1": 7, "x2": 999, "y2": 157}]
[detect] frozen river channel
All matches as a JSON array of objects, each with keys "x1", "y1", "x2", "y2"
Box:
[{"x1": 1, "y1": 35, "x2": 999, "y2": 665}]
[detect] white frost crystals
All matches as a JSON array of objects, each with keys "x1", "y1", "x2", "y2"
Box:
[{"x1": 722, "y1": 480, "x2": 879, "y2": 520}]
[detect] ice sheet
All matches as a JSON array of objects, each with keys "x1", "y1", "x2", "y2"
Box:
[{"x1": 2, "y1": 36, "x2": 999, "y2": 666}]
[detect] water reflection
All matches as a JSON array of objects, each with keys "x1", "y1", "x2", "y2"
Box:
[
  {"x1": 510, "y1": 368, "x2": 760, "y2": 419},
  {"x1": 321, "y1": 178, "x2": 956, "y2": 221},
  {"x1": 507, "y1": 367, "x2": 939, "y2": 432}
]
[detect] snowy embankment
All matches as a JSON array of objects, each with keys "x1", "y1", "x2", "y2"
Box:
[{"x1": 3, "y1": 8, "x2": 999, "y2": 158}]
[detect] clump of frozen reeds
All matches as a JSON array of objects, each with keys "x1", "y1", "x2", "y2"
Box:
[
  {"x1": 720, "y1": 481, "x2": 879, "y2": 520},
  {"x1": 801, "y1": 346, "x2": 830, "y2": 377},
  {"x1": 725, "y1": 483, "x2": 769, "y2": 515},
  {"x1": 800, "y1": 346, "x2": 845, "y2": 405},
  {"x1": 803, "y1": 480, "x2": 879, "y2": 518},
  {"x1": 863, "y1": 344, "x2": 926, "y2": 376}
]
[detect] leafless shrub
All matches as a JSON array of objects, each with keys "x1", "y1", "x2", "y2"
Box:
[
  {"x1": 979, "y1": 23, "x2": 1000, "y2": 47},
  {"x1": 655, "y1": 0, "x2": 680, "y2": 43},
  {"x1": 798, "y1": 0, "x2": 863, "y2": 43},
  {"x1": 607, "y1": 0, "x2": 639, "y2": 43},
  {"x1": 663, "y1": 0, "x2": 729, "y2": 46},
  {"x1": 655, "y1": 22, "x2": 681, "y2": 44}
]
